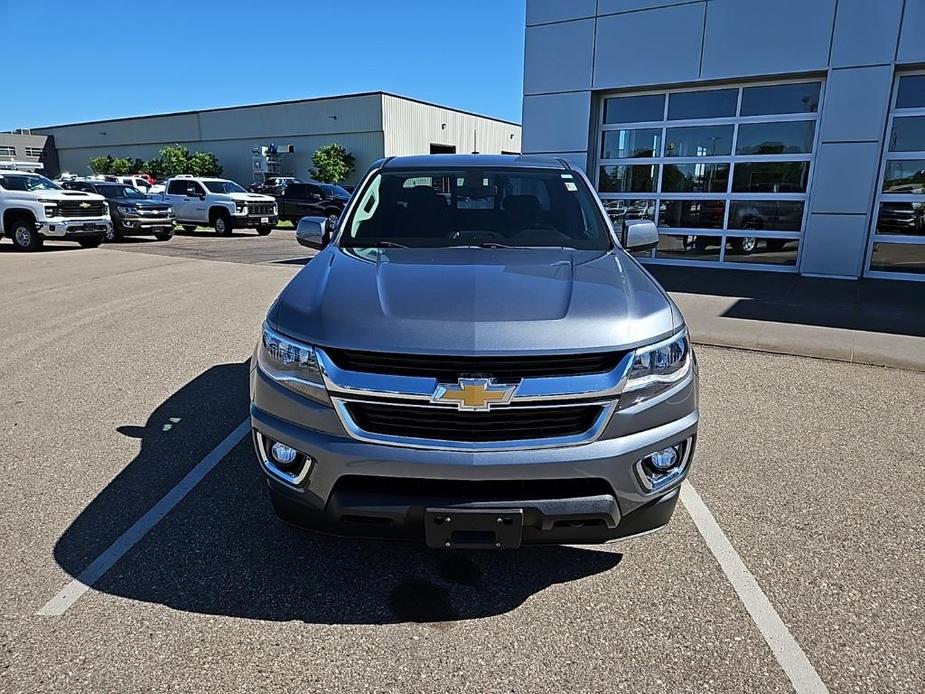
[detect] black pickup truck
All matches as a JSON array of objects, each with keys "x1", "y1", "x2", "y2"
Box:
[{"x1": 278, "y1": 182, "x2": 350, "y2": 224}]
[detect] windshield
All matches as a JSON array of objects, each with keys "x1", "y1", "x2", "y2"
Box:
[
  {"x1": 99, "y1": 184, "x2": 145, "y2": 199},
  {"x1": 322, "y1": 184, "x2": 350, "y2": 198},
  {"x1": 203, "y1": 180, "x2": 247, "y2": 194},
  {"x1": 341, "y1": 169, "x2": 612, "y2": 250},
  {"x1": 0, "y1": 173, "x2": 62, "y2": 192}
]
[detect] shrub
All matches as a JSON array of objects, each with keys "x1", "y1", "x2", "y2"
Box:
[{"x1": 311, "y1": 144, "x2": 355, "y2": 183}]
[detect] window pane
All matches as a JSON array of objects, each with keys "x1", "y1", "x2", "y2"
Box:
[
  {"x1": 729, "y1": 201, "x2": 805, "y2": 232},
  {"x1": 598, "y1": 165, "x2": 659, "y2": 193},
  {"x1": 601, "y1": 199, "x2": 657, "y2": 226},
  {"x1": 889, "y1": 117, "x2": 925, "y2": 152},
  {"x1": 736, "y1": 121, "x2": 816, "y2": 155},
  {"x1": 882, "y1": 160, "x2": 925, "y2": 193},
  {"x1": 655, "y1": 234, "x2": 721, "y2": 261},
  {"x1": 659, "y1": 200, "x2": 726, "y2": 229},
  {"x1": 740, "y1": 82, "x2": 820, "y2": 116},
  {"x1": 896, "y1": 75, "x2": 925, "y2": 110},
  {"x1": 662, "y1": 164, "x2": 729, "y2": 193},
  {"x1": 668, "y1": 89, "x2": 738, "y2": 120},
  {"x1": 732, "y1": 162, "x2": 809, "y2": 193},
  {"x1": 724, "y1": 237, "x2": 799, "y2": 265},
  {"x1": 601, "y1": 128, "x2": 662, "y2": 159},
  {"x1": 870, "y1": 242, "x2": 925, "y2": 274},
  {"x1": 874, "y1": 202, "x2": 925, "y2": 235},
  {"x1": 665, "y1": 125, "x2": 733, "y2": 157},
  {"x1": 604, "y1": 94, "x2": 665, "y2": 124}
]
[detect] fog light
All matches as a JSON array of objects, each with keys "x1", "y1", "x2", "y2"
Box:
[
  {"x1": 271, "y1": 442, "x2": 298, "y2": 466},
  {"x1": 649, "y1": 447, "x2": 678, "y2": 471}
]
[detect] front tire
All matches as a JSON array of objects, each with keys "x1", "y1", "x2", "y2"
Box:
[
  {"x1": 78, "y1": 235, "x2": 103, "y2": 249},
  {"x1": 104, "y1": 226, "x2": 122, "y2": 243},
  {"x1": 10, "y1": 218, "x2": 43, "y2": 252},
  {"x1": 256, "y1": 226, "x2": 273, "y2": 236},
  {"x1": 213, "y1": 214, "x2": 231, "y2": 236}
]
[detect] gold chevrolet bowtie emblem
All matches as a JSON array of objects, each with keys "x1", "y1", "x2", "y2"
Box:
[
  {"x1": 432, "y1": 378, "x2": 517, "y2": 412},
  {"x1": 79, "y1": 202, "x2": 91, "y2": 208}
]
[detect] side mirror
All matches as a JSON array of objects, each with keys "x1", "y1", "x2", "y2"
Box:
[
  {"x1": 296, "y1": 217, "x2": 328, "y2": 250},
  {"x1": 622, "y1": 219, "x2": 659, "y2": 252}
]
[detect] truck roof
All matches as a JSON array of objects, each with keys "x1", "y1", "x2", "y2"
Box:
[{"x1": 380, "y1": 154, "x2": 571, "y2": 170}]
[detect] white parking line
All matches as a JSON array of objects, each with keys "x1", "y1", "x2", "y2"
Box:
[
  {"x1": 38, "y1": 418, "x2": 251, "y2": 617},
  {"x1": 680, "y1": 480, "x2": 829, "y2": 694}
]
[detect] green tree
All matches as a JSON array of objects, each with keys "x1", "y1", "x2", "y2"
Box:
[
  {"x1": 143, "y1": 157, "x2": 167, "y2": 179},
  {"x1": 311, "y1": 144, "x2": 355, "y2": 183},
  {"x1": 159, "y1": 144, "x2": 192, "y2": 176},
  {"x1": 88, "y1": 155, "x2": 114, "y2": 174},
  {"x1": 188, "y1": 151, "x2": 223, "y2": 177},
  {"x1": 109, "y1": 157, "x2": 133, "y2": 175},
  {"x1": 130, "y1": 158, "x2": 145, "y2": 174}
]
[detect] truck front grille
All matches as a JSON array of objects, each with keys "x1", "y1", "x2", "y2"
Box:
[
  {"x1": 58, "y1": 200, "x2": 106, "y2": 217},
  {"x1": 248, "y1": 203, "x2": 275, "y2": 215},
  {"x1": 346, "y1": 402, "x2": 604, "y2": 443},
  {"x1": 325, "y1": 348, "x2": 625, "y2": 382}
]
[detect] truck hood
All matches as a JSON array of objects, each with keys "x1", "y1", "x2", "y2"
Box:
[
  {"x1": 270, "y1": 247, "x2": 681, "y2": 354},
  {"x1": 108, "y1": 197, "x2": 169, "y2": 208},
  {"x1": 228, "y1": 192, "x2": 275, "y2": 203},
  {"x1": 30, "y1": 191, "x2": 105, "y2": 203}
]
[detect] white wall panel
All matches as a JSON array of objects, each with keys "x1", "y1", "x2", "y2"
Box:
[
  {"x1": 521, "y1": 92, "x2": 592, "y2": 153},
  {"x1": 830, "y1": 0, "x2": 904, "y2": 68},
  {"x1": 897, "y1": 0, "x2": 925, "y2": 64},
  {"x1": 526, "y1": 0, "x2": 597, "y2": 26},
  {"x1": 524, "y1": 19, "x2": 595, "y2": 94},
  {"x1": 819, "y1": 66, "x2": 893, "y2": 143}
]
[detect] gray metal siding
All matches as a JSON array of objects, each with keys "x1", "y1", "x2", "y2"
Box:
[{"x1": 522, "y1": 0, "x2": 925, "y2": 279}]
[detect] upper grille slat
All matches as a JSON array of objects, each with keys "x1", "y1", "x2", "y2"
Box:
[
  {"x1": 326, "y1": 348, "x2": 625, "y2": 382},
  {"x1": 58, "y1": 200, "x2": 106, "y2": 217}
]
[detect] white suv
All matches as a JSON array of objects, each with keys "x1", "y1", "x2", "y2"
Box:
[
  {"x1": 160, "y1": 176, "x2": 278, "y2": 235},
  {"x1": 0, "y1": 169, "x2": 111, "y2": 251}
]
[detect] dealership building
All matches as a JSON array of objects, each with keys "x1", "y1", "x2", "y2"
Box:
[
  {"x1": 27, "y1": 92, "x2": 522, "y2": 186},
  {"x1": 522, "y1": 0, "x2": 925, "y2": 280}
]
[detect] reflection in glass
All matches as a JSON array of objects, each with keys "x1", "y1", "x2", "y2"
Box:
[
  {"x1": 896, "y1": 75, "x2": 925, "y2": 110},
  {"x1": 659, "y1": 200, "x2": 726, "y2": 229},
  {"x1": 598, "y1": 165, "x2": 658, "y2": 193},
  {"x1": 740, "y1": 82, "x2": 821, "y2": 116},
  {"x1": 601, "y1": 129, "x2": 662, "y2": 159},
  {"x1": 889, "y1": 117, "x2": 925, "y2": 152},
  {"x1": 600, "y1": 199, "x2": 658, "y2": 226},
  {"x1": 655, "y1": 234, "x2": 721, "y2": 261},
  {"x1": 732, "y1": 162, "x2": 809, "y2": 193},
  {"x1": 665, "y1": 125, "x2": 733, "y2": 157},
  {"x1": 662, "y1": 164, "x2": 729, "y2": 193},
  {"x1": 724, "y1": 237, "x2": 798, "y2": 265},
  {"x1": 875, "y1": 202, "x2": 925, "y2": 235},
  {"x1": 604, "y1": 94, "x2": 665, "y2": 124},
  {"x1": 668, "y1": 89, "x2": 738, "y2": 120},
  {"x1": 729, "y1": 201, "x2": 805, "y2": 232},
  {"x1": 882, "y1": 160, "x2": 925, "y2": 193},
  {"x1": 870, "y1": 243, "x2": 925, "y2": 274},
  {"x1": 736, "y1": 121, "x2": 816, "y2": 155}
]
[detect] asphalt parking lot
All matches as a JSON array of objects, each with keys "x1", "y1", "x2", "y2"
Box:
[{"x1": 1, "y1": 232, "x2": 923, "y2": 693}]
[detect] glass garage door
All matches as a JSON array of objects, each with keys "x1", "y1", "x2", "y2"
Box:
[
  {"x1": 595, "y1": 80, "x2": 823, "y2": 270},
  {"x1": 866, "y1": 72, "x2": 925, "y2": 279}
]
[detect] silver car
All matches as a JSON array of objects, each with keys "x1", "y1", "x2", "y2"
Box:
[{"x1": 250, "y1": 155, "x2": 698, "y2": 549}]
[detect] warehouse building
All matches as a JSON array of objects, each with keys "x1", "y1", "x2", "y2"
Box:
[
  {"x1": 522, "y1": 0, "x2": 925, "y2": 280},
  {"x1": 0, "y1": 131, "x2": 58, "y2": 172},
  {"x1": 31, "y1": 92, "x2": 522, "y2": 186}
]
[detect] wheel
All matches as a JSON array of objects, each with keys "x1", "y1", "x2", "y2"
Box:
[
  {"x1": 78, "y1": 235, "x2": 103, "y2": 249},
  {"x1": 10, "y1": 218, "x2": 43, "y2": 251},
  {"x1": 213, "y1": 214, "x2": 231, "y2": 236},
  {"x1": 256, "y1": 226, "x2": 273, "y2": 236},
  {"x1": 154, "y1": 232, "x2": 173, "y2": 242},
  {"x1": 182, "y1": 225, "x2": 197, "y2": 233},
  {"x1": 104, "y1": 225, "x2": 122, "y2": 243},
  {"x1": 730, "y1": 236, "x2": 757, "y2": 254}
]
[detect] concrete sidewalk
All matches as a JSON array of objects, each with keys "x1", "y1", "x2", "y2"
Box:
[{"x1": 649, "y1": 265, "x2": 925, "y2": 372}]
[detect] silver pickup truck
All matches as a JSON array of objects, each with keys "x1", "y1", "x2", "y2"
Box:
[{"x1": 250, "y1": 155, "x2": 698, "y2": 549}]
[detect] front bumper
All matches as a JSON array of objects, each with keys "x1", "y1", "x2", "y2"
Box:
[
  {"x1": 37, "y1": 217, "x2": 111, "y2": 238},
  {"x1": 250, "y1": 362, "x2": 698, "y2": 546},
  {"x1": 232, "y1": 213, "x2": 278, "y2": 228},
  {"x1": 116, "y1": 216, "x2": 175, "y2": 235}
]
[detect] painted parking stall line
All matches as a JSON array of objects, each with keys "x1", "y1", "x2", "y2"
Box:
[
  {"x1": 680, "y1": 480, "x2": 829, "y2": 694},
  {"x1": 38, "y1": 418, "x2": 251, "y2": 617}
]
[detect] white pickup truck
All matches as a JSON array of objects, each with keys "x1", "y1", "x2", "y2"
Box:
[
  {"x1": 0, "y1": 167, "x2": 111, "y2": 251},
  {"x1": 159, "y1": 176, "x2": 278, "y2": 235}
]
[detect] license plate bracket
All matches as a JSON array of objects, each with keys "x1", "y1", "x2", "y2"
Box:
[{"x1": 424, "y1": 508, "x2": 523, "y2": 549}]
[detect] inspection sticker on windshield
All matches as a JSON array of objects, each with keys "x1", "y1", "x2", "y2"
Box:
[{"x1": 564, "y1": 181, "x2": 578, "y2": 192}]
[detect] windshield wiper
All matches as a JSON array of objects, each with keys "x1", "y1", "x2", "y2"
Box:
[
  {"x1": 476, "y1": 241, "x2": 518, "y2": 249},
  {"x1": 344, "y1": 240, "x2": 409, "y2": 249}
]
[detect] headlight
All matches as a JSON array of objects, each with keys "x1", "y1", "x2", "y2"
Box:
[
  {"x1": 166, "y1": 206, "x2": 175, "y2": 216},
  {"x1": 44, "y1": 205, "x2": 57, "y2": 218},
  {"x1": 623, "y1": 329, "x2": 691, "y2": 400},
  {"x1": 235, "y1": 202, "x2": 246, "y2": 213},
  {"x1": 117, "y1": 206, "x2": 139, "y2": 215},
  {"x1": 257, "y1": 322, "x2": 330, "y2": 405}
]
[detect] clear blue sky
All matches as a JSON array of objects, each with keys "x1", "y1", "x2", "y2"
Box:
[{"x1": 1, "y1": 0, "x2": 526, "y2": 130}]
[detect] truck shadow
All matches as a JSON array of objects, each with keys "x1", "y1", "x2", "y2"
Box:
[{"x1": 52, "y1": 362, "x2": 622, "y2": 624}]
